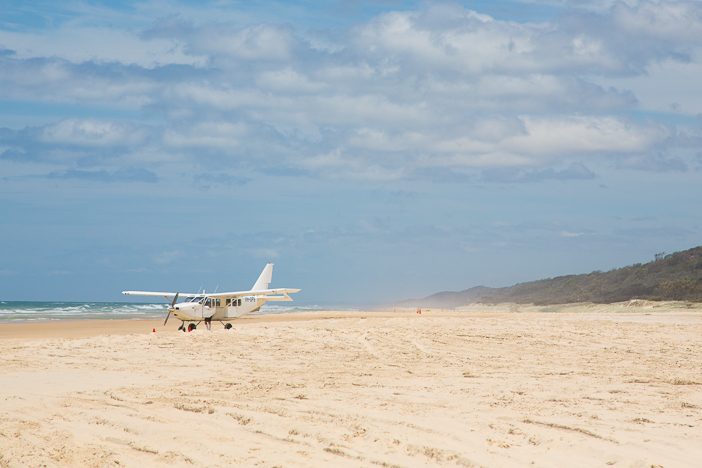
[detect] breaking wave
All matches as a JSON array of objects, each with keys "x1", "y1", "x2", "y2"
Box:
[
  {"x1": 0, "y1": 301, "x2": 342, "y2": 321},
  {"x1": 0, "y1": 301, "x2": 166, "y2": 321}
]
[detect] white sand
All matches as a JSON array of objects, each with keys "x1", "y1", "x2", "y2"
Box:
[{"x1": 1, "y1": 307, "x2": 701, "y2": 467}]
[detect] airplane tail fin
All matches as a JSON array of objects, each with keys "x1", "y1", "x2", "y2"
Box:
[{"x1": 251, "y1": 263, "x2": 274, "y2": 291}]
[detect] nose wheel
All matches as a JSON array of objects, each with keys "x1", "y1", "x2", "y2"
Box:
[{"x1": 224, "y1": 323, "x2": 233, "y2": 330}]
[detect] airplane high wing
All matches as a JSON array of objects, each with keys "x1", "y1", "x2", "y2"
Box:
[
  {"x1": 121, "y1": 263, "x2": 301, "y2": 331},
  {"x1": 121, "y1": 288, "x2": 301, "y2": 300},
  {"x1": 122, "y1": 290, "x2": 199, "y2": 299}
]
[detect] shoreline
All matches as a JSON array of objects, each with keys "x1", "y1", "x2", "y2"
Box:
[
  {"x1": 2, "y1": 304, "x2": 702, "y2": 340},
  {"x1": 0, "y1": 310, "x2": 414, "y2": 339}
]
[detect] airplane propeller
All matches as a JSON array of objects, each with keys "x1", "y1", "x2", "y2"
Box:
[{"x1": 164, "y1": 292, "x2": 179, "y2": 325}]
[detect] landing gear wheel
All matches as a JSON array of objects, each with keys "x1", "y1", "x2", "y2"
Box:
[
  {"x1": 187, "y1": 323, "x2": 197, "y2": 332},
  {"x1": 224, "y1": 323, "x2": 233, "y2": 330},
  {"x1": 178, "y1": 323, "x2": 185, "y2": 332}
]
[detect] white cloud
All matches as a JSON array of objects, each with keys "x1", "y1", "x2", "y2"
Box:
[
  {"x1": 257, "y1": 68, "x2": 326, "y2": 93},
  {"x1": 188, "y1": 24, "x2": 295, "y2": 61},
  {"x1": 345, "y1": 115, "x2": 666, "y2": 170},
  {"x1": 471, "y1": 117, "x2": 527, "y2": 141},
  {"x1": 427, "y1": 151, "x2": 534, "y2": 169},
  {"x1": 163, "y1": 121, "x2": 247, "y2": 149},
  {"x1": 168, "y1": 84, "x2": 278, "y2": 110},
  {"x1": 601, "y1": 54, "x2": 702, "y2": 114},
  {"x1": 612, "y1": 1, "x2": 702, "y2": 43},
  {"x1": 347, "y1": 128, "x2": 429, "y2": 153},
  {"x1": 356, "y1": 9, "x2": 539, "y2": 75},
  {"x1": 0, "y1": 27, "x2": 204, "y2": 67},
  {"x1": 0, "y1": 56, "x2": 157, "y2": 107},
  {"x1": 298, "y1": 148, "x2": 406, "y2": 181},
  {"x1": 40, "y1": 119, "x2": 147, "y2": 147},
  {"x1": 502, "y1": 116, "x2": 667, "y2": 157},
  {"x1": 2, "y1": 1, "x2": 700, "y2": 181}
]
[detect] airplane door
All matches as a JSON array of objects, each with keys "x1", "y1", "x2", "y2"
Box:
[
  {"x1": 227, "y1": 298, "x2": 241, "y2": 316},
  {"x1": 201, "y1": 297, "x2": 214, "y2": 318},
  {"x1": 213, "y1": 298, "x2": 225, "y2": 318},
  {"x1": 227, "y1": 298, "x2": 238, "y2": 317}
]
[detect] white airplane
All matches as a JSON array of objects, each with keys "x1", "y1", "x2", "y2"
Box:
[{"x1": 122, "y1": 263, "x2": 300, "y2": 331}]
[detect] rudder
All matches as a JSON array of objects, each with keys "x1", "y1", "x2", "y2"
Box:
[{"x1": 251, "y1": 263, "x2": 274, "y2": 291}]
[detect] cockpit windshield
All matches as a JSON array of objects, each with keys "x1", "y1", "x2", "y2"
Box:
[{"x1": 189, "y1": 296, "x2": 204, "y2": 303}]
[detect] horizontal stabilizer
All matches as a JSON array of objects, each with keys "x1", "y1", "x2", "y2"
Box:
[{"x1": 261, "y1": 294, "x2": 294, "y2": 302}]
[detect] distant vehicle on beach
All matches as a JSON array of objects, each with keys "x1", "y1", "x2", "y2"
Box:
[{"x1": 122, "y1": 263, "x2": 300, "y2": 332}]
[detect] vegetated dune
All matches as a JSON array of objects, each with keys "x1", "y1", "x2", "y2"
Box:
[{"x1": 408, "y1": 246, "x2": 702, "y2": 307}]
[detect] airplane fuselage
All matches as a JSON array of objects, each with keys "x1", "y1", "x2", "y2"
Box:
[{"x1": 170, "y1": 295, "x2": 267, "y2": 322}]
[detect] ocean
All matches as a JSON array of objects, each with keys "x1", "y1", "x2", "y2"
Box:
[{"x1": 0, "y1": 301, "x2": 327, "y2": 322}]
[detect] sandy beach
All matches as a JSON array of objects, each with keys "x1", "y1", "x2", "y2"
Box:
[{"x1": 1, "y1": 306, "x2": 701, "y2": 467}]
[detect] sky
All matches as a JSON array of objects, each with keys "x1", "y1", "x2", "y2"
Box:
[{"x1": 1, "y1": 0, "x2": 701, "y2": 305}]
